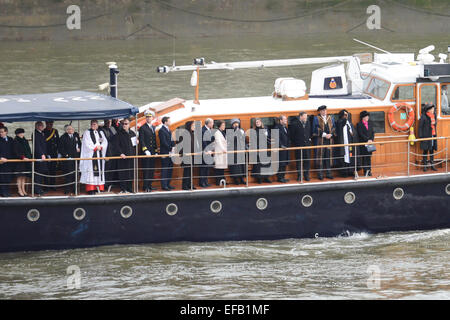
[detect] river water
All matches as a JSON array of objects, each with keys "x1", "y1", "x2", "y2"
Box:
[{"x1": 0, "y1": 33, "x2": 449, "y2": 299}]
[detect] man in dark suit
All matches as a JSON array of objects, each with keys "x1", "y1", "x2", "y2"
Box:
[
  {"x1": 59, "y1": 124, "x2": 81, "y2": 194},
  {"x1": 139, "y1": 110, "x2": 158, "y2": 192},
  {"x1": 33, "y1": 121, "x2": 49, "y2": 195},
  {"x1": 43, "y1": 121, "x2": 59, "y2": 190},
  {"x1": 158, "y1": 116, "x2": 175, "y2": 190},
  {"x1": 199, "y1": 118, "x2": 215, "y2": 187},
  {"x1": 289, "y1": 112, "x2": 312, "y2": 181},
  {"x1": 275, "y1": 115, "x2": 290, "y2": 182},
  {"x1": 0, "y1": 126, "x2": 14, "y2": 197}
]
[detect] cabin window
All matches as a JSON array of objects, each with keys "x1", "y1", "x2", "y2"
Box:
[
  {"x1": 367, "y1": 111, "x2": 385, "y2": 134},
  {"x1": 391, "y1": 85, "x2": 415, "y2": 101},
  {"x1": 364, "y1": 76, "x2": 390, "y2": 100},
  {"x1": 213, "y1": 119, "x2": 234, "y2": 129},
  {"x1": 250, "y1": 117, "x2": 277, "y2": 129},
  {"x1": 441, "y1": 83, "x2": 450, "y2": 116},
  {"x1": 419, "y1": 85, "x2": 437, "y2": 114}
]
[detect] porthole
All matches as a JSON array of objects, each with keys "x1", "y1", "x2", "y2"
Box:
[
  {"x1": 344, "y1": 192, "x2": 356, "y2": 204},
  {"x1": 166, "y1": 203, "x2": 178, "y2": 216},
  {"x1": 446, "y1": 184, "x2": 450, "y2": 195},
  {"x1": 120, "y1": 206, "x2": 133, "y2": 219},
  {"x1": 73, "y1": 208, "x2": 86, "y2": 221},
  {"x1": 301, "y1": 195, "x2": 313, "y2": 207},
  {"x1": 256, "y1": 198, "x2": 268, "y2": 211},
  {"x1": 210, "y1": 200, "x2": 222, "y2": 213},
  {"x1": 393, "y1": 188, "x2": 404, "y2": 200},
  {"x1": 27, "y1": 209, "x2": 40, "y2": 222}
]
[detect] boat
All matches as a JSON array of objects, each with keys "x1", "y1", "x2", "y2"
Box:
[{"x1": 0, "y1": 41, "x2": 449, "y2": 253}]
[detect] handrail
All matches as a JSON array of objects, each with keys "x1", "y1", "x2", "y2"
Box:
[{"x1": 2, "y1": 136, "x2": 449, "y2": 163}]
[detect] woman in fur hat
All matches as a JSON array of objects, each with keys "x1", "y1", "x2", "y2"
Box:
[
  {"x1": 356, "y1": 110, "x2": 375, "y2": 176},
  {"x1": 418, "y1": 104, "x2": 438, "y2": 172}
]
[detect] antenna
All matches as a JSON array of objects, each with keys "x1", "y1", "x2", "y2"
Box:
[{"x1": 353, "y1": 39, "x2": 391, "y2": 54}]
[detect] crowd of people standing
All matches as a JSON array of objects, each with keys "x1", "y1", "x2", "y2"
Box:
[{"x1": 0, "y1": 103, "x2": 441, "y2": 197}]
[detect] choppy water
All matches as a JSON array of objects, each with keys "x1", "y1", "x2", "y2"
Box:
[
  {"x1": 0, "y1": 230, "x2": 448, "y2": 299},
  {"x1": 0, "y1": 33, "x2": 449, "y2": 299}
]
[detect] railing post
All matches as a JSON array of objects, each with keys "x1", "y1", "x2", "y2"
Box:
[
  {"x1": 300, "y1": 147, "x2": 303, "y2": 184},
  {"x1": 446, "y1": 137, "x2": 448, "y2": 174},
  {"x1": 354, "y1": 143, "x2": 358, "y2": 180},
  {"x1": 245, "y1": 150, "x2": 249, "y2": 187},
  {"x1": 190, "y1": 156, "x2": 193, "y2": 191},
  {"x1": 407, "y1": 141, "x2": 410, "y2": 176},
  {"x1": 75, "y1": 159, "x2": 78, "y2": 196}
]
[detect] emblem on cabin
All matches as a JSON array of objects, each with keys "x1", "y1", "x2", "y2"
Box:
[{"x1": 329, "y1": 78, "x2": 337, "y2": 89}]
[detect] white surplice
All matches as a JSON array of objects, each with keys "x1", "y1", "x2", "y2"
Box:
[{"x1": 80, "y1": 129, "x2": 108, "y2": 186}]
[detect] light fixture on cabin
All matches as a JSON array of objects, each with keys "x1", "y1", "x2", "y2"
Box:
[
  {"x1": 156, "y1": 65, "x2": 169, "y2": 73},
  {"x1": 438, "y1": 53, "x2": 448, "y2": 64},
  {"x1": 193, "y1": 57, "x2": 205, "y2": 66}
]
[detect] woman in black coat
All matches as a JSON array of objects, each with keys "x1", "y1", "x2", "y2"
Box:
[
  {"x1": 356, "y1": 111, "x2": 375, "y2": 176},
  {"x1": 250, "y1": 118, "x2": 272, "y2": 184},
  {"x1": 114, "y1": 119, "x2": 137, "y2": 193},
  {"x1": 12, "y1": 128, "x2": 32, "y2": 196},
  {"x1": 13, "y1": 128, "x2": 32, "y2": 197},
  {"x1": 179, "y1": 121, "x2": 197, "y2": 190},
  {"x1": 418, "y1": 104, "x2": 438, "y2": 171}
]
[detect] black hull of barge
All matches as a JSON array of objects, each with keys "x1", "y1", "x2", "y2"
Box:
[{"x1": 0, "y1": 174, "x2": 449, "y2": 253}]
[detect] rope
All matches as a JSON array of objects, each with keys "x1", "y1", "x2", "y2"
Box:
[
  {"x1": 153, "y1": 0, "x2": 354, "y2": 23},
  {"x1": 0, "y1": 13, "x2": 111, "y2": 29}
]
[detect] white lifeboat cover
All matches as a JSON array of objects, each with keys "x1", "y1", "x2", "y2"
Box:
[
  {"x1": 279, "y1": 79, "x2": 307, "y2": 98},
  {"x1": 274, "y1": 77, "x2": 294, "y2": 95}
]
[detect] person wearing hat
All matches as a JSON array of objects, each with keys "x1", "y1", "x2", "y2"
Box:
[
  {"x1": 250, "y1": 118, "x2": 272, "y2": 184},
  {"x1": 356, "y1": 110, "x2": 375, "y2": 176},
  {"x1": 58, "y1": 124, "x2": 81, "y2": 195},
  {"x1": 312, "y1": 105, "x2": 336, "y2": 180},
  {"x1": 227, "y1": 118, "x2": 246, "y2": 185},
  {"x1": 419, "y1": 104, "x2": 438, "y2": 172},
  {"x1": 43, "y1": 120, "x2": 60, "y2": 190},
  {"x1": 0, "y1": 126, "x2": 14, "y2": 197},
  {"x1": 12, "y1": 128, "x2": 31, "y2": 196},
  {"x1": 139, "y1": 110, "x2": 158, "y2": 192},
  {"x1": 336, "y1": 109, "x2": 357, "y2": 177}
]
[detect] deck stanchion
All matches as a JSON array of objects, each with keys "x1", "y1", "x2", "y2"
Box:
[
  {"x1": 407, "y1": 141, "x2": 410, "y2": 176},
  {"x1": 354, "y1": 144, "x2": 358, "y2": 180},
  {"x1": 75, "y1": 159, "x2": 78, "y2": 196},
  {"x1": 444, "y1": 137, "x2": 447, "y2": 173},
  {"x1": 246, "y1": 150, "x2": 249, "y2": 187},
  {"x1": 300, "y1": 147, "x2": 303, "y2": 184},
  {"x1": 31, "y1": 131, "x2": 35, "y2": 197},
  {"x1": 190, "y1": 158, "x2": 193, "y2": 191}
]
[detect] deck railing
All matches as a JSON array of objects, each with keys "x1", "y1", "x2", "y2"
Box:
[{"x1": 0, "y1": 136, "x2": 448, "y2": 198}]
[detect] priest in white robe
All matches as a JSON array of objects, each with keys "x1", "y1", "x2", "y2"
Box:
[{"x1": 80, "y1": 120, "x2": 108, "y2": 194}]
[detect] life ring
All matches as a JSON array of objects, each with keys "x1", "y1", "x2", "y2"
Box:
[{"x1": 388, "y1": 103, "x2": 415, "y2": 132}]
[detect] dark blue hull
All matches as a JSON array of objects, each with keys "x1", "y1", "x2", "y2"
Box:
[{"x1": 0, "y1": 174, "x2": 449, "y2": 252}]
